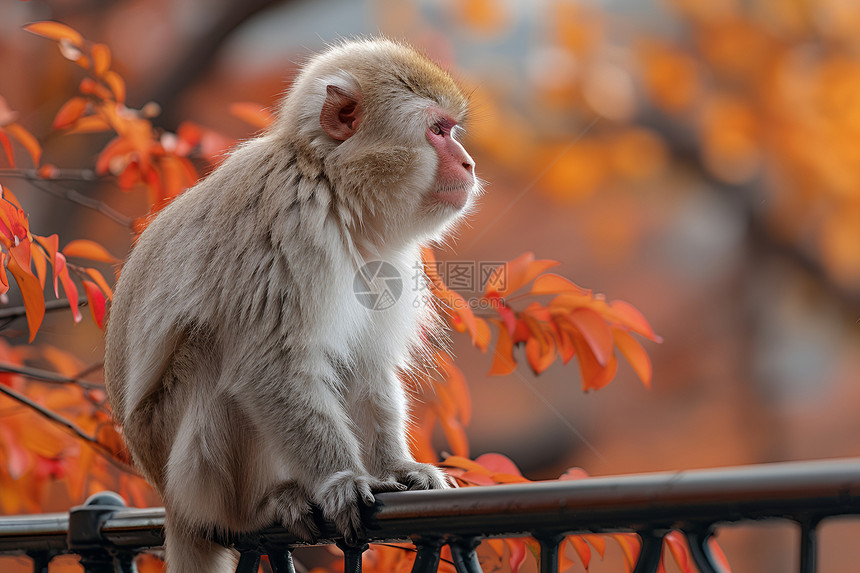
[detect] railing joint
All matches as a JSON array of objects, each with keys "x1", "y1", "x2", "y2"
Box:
[{"x1": 67, "y1": 491, "x2": 130, "y2": 573}]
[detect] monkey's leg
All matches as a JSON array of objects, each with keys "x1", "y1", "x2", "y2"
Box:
[
  {"x1": 352, "y1": 371, "x2": 451, "y2": 490},
  {"x1": 163, "y1": 516, "x2": 237, "y2": 573}
]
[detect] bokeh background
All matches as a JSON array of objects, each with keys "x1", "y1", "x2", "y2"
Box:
[{"x1": 2, "y1": 0, "x2": 860, "y2": 571}]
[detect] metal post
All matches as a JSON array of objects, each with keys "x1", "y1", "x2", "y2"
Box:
[
  {"x1": 631, "y1": 532, "x2": 663, "y2": 573},
  {"x1": 537, "y1": 535, "x2": 563, "y2": 573},
  {"x1": 449, "y1": 538, "x2": 483, "y2": 573},
  {"x1": 236, "y1": 550, "x2": 261, "y2": 573},
  {"x1": 799, "y1": 519, "x2": 819, "y2": 573},
  {"x1": 68, "y1": 491, "x2": 130, "y2": 573},
  {"x1": 410, "y1": 538, "x2": 444, "y2": 573},
  {"x1": 337, "y1": 541, "x2": 368, "y2": 573},
  {"x1": 268, "y1": 549, "x2": 296, "y2": 573},
  {"x1": 685, "y1": 530, "x2": 726, "y2": 573},
  {"x1": 27, "y1": 551, "x2": 50, "y2": 573}
]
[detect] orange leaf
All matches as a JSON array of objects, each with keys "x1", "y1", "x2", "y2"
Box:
[
  {"x1": 82, "y1": 280, "x2": 106, "y2": 328},
  {"x1": 583, "y1": 534, "x2": 606, "y2": 558},
  {"x1": 612, "y1": 533, "x2": 641, "y2": 573},
  {"x1": 4, "y1": 123, "x2": 41, "y2": 166},
  {"x1": 85, "y1": 267, "x2": 113, "y2": 300},
  {"x1": 607, "y1": 300, "x2": 662, "y2": 342},
  {"x1": 34, "y1": 234, "x2": 59, "y2": 273},
  {"x1": 31, "y1": 242, "x2": 47, "y2": 289},
  {"x1": 571, "y1": 332, "x2": 618, "y2": 391},
  {"x1": 530, "y1": 273, "x2": 590, "y2": 296},
  {"x1": 485, "y1": 252, "x2": 559, "y2": 297},
  {"x1": 0, "y1": 253, "x2": 8, "y2": 295},
  {"x1": 612, "y1": 328, "x2": 652, "y2": 388},
  {"x1": 568, "y1": 536, "x2": 591, "y2": 570},
  {"x1": 439, "y1": 455, "x2": 490, "y2": 474},
  {"x1": 52, "y1": 97, "x2": 87, "y2": 130},
  {"x1": 66, "y1": 115, "x2": 111, "y2": 134},
  {"x1": 23, "y1": 21, "x2": 84, "y2": 47},
  {"x1": 665, "y1": 532, "x2": 694, "y2": 573},
  {"x1": 230, "y1": 102, "x2": 275, "y2": 129},
  {"x1": 488, "y1": 320, "x2": 517, "y2": 376},
  {"x1": 91, "y1": 43, "x2": 111, "y2": 76},
  {"x1": 567, "y1": 307, "x2": 614, "y2": 366},
  {"x1": 103, "y1": 71, "x2": 126, "y2": 103},
  {"x1": 62, "y1": 239, "x2": 120, "y2": 263},
  {"x1": 6, "y1": 254, "x2": 45, "y2": 341},
  {"x1": 0, "y1": 131, "x2": 13, "y2": 166}
]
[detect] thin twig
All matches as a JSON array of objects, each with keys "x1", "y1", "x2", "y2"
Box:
[
  {"x1": 0, "y1": 168, "x2": 99, "y2": 182},
  {"x1": 0, "y1": 297, "x2": 88, "y2": 319},
  {"x1": 0, "y1": 361, "x2": 104, "y2": 390},
  {"x1": 0, "y1": 383, "x2": 138, "y2": 475},
  {"x1": 27, "y1": 179, "x2": 135, "y2": 228}
]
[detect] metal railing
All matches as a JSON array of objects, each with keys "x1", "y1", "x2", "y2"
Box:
[{"x1": 1, "y1": 458, "x2": 859, "y2": 573}]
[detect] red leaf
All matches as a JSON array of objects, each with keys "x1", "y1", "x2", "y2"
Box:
[
  {"x1": 55, "y1": 253, "x2": 81, "y2": 323},
  {"x1": 85, "y1": 267, "x2": 113, "y2": 300},
  {"x1": 6, "y1": 254, "x2": 45, "y2": 341},
  {"x1": 665, "y1": 532, "x2": 694, "y2": 573},
  {"x1": 62, "y1": 239, "x2": 119, "y2": 263},
  {"x1": 568, "y1": 536, "x2": 591, "y2": 570},
  {"x1": 23, "y1": 21, "x2": 84, "y2": 46},
  {"x1": 475, "y1": 453, "x2": 523, "y2": 476},
  {"x1": 52, "y1": 97, "x2": 87, "y2": 130},
  {"x1": 82, "y1": 280, "x2": 106, "y2": 328},
  {"x1": 0, "y1": 131, "x2": 13, "y2": 166},
  {"x1": 506, "y1": 539, "x2": 527, "y2": 573}
]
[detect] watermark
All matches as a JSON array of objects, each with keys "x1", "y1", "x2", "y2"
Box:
[
  {"x1": 353, "y1": 261, "x2": 403, "y2": 310},
  {"x1": 354, "y1": 260, "x2": 507, "y2": 310}
]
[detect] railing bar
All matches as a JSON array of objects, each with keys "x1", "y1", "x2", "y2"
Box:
[
  {"x1": 685, "y1": 530, "x2": 725, "y2": 573},
  {"x1": 631, "y1": 532, "x2": 663, "y2": 573},
  {"x1": 268, "y1": 549, "x2": 297, "y2": 573},
  {"x1": 410, "y1": 539, "x2": 444, "y2": 573},
  {"x1": 799, "y1": 519, "x2": 819, "y2": 573},
  {"x1": 449, "y1": 538, "x2": 484, "y2": 573},
  {"x1": 235, "y1": 550, "x2": 262, "y2": 573}
]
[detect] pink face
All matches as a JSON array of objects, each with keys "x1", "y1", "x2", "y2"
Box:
[{"x1": 425, "y1": 112, "x2": 475, "y2": 209}]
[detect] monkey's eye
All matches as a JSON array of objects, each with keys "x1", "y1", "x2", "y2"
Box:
[{"x1": 430, "y1": 123, "x2": 444, "y2": 136}]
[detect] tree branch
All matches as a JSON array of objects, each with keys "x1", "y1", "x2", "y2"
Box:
[
  {"x1": 27, "y1": 179, "x2": 135, "y2": 229},
  {"x1": 0, "y1": 297, "x2": 88, "y2": 319},
  {"x1": 0, "y1": 383, "x2": 138, "y2": 475},
  {"x1": 0, "y1": 361, "x2": 103, "y2": 390}
]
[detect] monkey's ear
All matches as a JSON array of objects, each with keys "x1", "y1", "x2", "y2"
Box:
[{"x1": 320, "y1": 85, "x2": 362, "y2": 141}]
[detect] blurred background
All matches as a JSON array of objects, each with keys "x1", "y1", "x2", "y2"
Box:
[{"x1": 2, "y1": 0, "x2": 860, "y2": 571}]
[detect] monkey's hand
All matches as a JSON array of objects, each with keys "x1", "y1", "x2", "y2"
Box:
[
  {"x1": 315, "y1": 470, "x2": 405, "y2": 544},
  {"x1": 386, "y1": 460, "x2": 452, "y2": 490}
]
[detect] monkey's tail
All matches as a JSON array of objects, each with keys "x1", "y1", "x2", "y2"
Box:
[{"x1": 164, "y1": 519, "x2": 236, "y2": 573}]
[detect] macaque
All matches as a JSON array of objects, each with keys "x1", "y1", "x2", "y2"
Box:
[{"x1": 104, "y1": 38, "x2": 478, "y2": 572}]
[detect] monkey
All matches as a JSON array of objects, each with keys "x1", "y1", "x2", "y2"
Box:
[{"x1": 103, "y1": 38, "x2": 479, "y2": 573}]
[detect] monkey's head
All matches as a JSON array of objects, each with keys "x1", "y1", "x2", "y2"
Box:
[{"x1": 276, "y1": 38, "x2": 479, "y2": 247}]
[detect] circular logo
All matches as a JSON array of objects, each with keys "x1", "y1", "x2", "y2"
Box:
[{"x1": 353, "y1": 261, "x2": 403, "y2": 310}]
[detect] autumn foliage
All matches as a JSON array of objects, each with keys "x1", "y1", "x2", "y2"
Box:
[{"x1": 0, "y1": 17, "x2": 731, "y2": 573}]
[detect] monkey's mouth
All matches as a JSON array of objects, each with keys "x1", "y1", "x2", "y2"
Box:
[{"x1": 431, "y1": 184, "x2": 471, "y2": 209}]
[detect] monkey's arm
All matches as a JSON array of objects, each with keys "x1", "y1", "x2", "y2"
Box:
[
  {"x1": 350, "y1": 369, "x2": 450, "y2": 490},
  {"x1": 236, "y1": 350, "x2": 406, "y2": 542}
]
